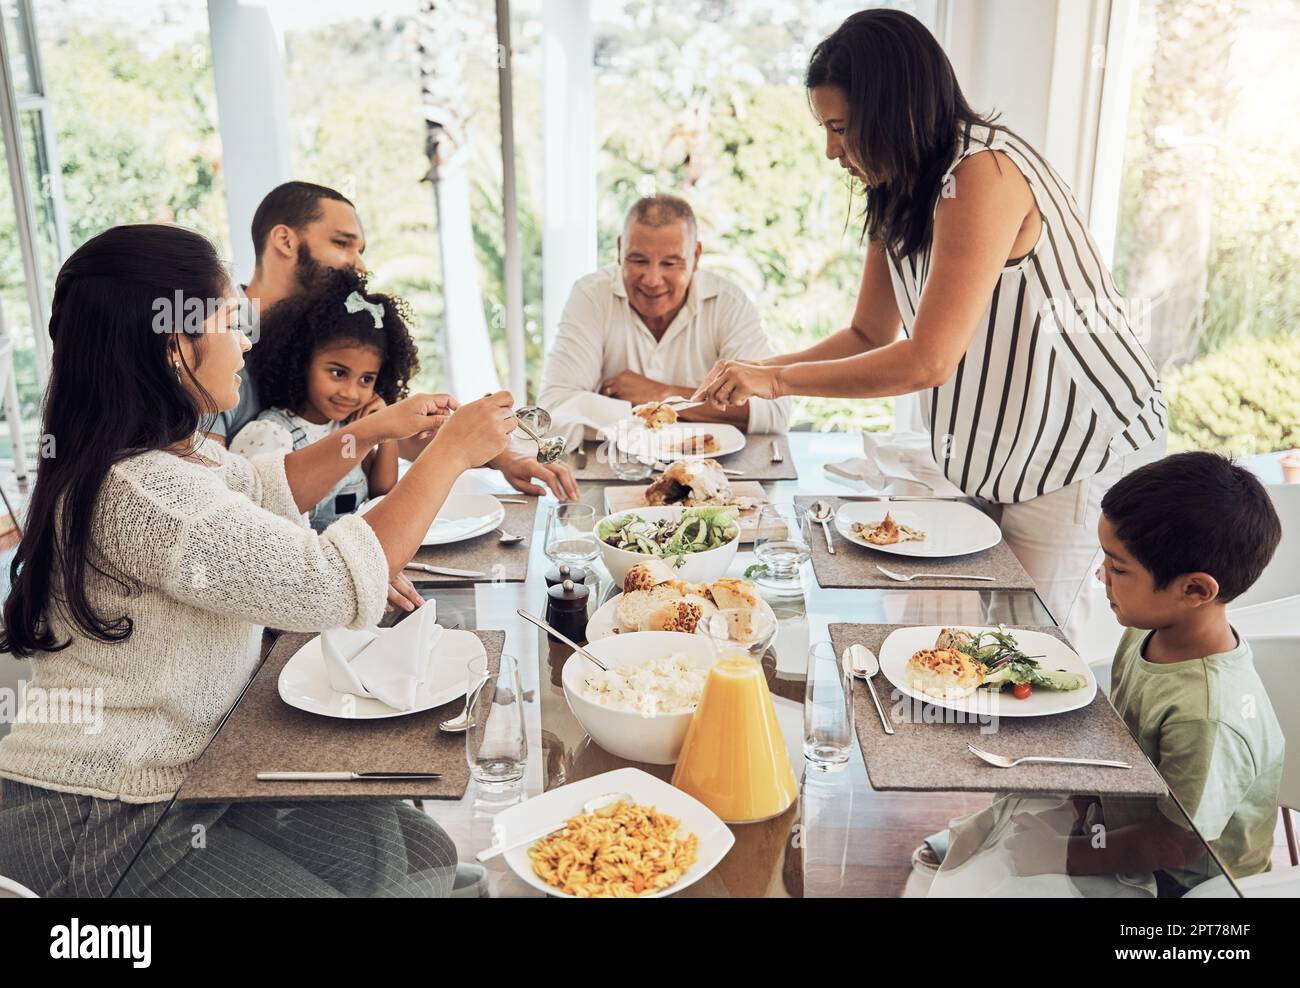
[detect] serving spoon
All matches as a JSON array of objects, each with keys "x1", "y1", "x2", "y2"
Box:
[{"x1": 476, "y1": 792, "x2": 632, "y2": 863}]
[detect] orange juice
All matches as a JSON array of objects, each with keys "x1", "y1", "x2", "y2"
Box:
[{"x1": 671, "y1": 653, "x2": 797, "y2": 823}]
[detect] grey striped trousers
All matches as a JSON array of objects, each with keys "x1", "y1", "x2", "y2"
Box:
[{"x1": 0, "y1": 779, "x2": 457, "y2": 897}]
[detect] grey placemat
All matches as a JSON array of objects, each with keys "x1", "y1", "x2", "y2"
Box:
[
  {"x1": 828, "y1": 623, "x2": 1167, "y2": 797},
  {"x1": 407, "y1": 497, "x2": 537, "y2": 586},
  {"x1": 571, "y1": 433, "x2": 797, "y2": 482},
  {"x1": 176, "y1": 629, "x2": 504, "y2": 803},
  {"x1": 795, "y1": 495, "x2": 1035, "y2": 592}
]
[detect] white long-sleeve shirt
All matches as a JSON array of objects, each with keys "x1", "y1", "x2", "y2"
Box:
[{"x1": 538, "y1": 264, "x2": 791, "y2": 444}]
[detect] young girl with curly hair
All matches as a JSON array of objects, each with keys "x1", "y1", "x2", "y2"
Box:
[{"x1": 232, "y1": 268, "x2": 421, "y2": 531}]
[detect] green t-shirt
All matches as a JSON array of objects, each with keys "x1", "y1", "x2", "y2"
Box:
[{"x1": 1107, "y1": 627, "x2": 1284, "y2": 889}]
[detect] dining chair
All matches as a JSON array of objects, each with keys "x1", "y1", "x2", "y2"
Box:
[
  {"x1": 1229, "y1": 483, "x2": 1300, "y2": 635},
  {"x1": 1246, "y1": 634, "x2": 1300, "y2": 867}
]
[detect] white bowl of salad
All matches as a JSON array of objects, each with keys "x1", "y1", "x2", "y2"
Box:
[{"x1": 596, "y1": 506, "x2": 741, "y2": 585}]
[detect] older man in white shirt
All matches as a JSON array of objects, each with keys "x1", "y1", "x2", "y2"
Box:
[{"x1": 538, "y1": 195, "x2": 790, "y2": 447}]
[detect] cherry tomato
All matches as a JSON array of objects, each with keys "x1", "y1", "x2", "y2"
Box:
[{"x1": 1012, "y1": 682, "x2": 1032, "y2": 700}]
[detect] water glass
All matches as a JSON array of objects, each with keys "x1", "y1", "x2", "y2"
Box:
[
  {"x1": 465, "y1": 653, "x2": 528, "y2": 788},
  {"x1": 544, "y1": 503, "x2": 599, "y2": 566},
  {"x1": 609, "y1": 446, "x2": 655, "y2": 481},
  {"x1": 804, "y1": 642, "x2": 852, "y2": 770},
  {"x1": 752, "y1": 504, "x2": 813, "y2": 593}
]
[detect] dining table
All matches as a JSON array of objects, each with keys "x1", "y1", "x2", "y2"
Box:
[{"x1": 107, "y1": 431, "x2": 1244, "y2": 898}]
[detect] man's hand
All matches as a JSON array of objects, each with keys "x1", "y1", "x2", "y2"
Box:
[
  {"x1": 598, "y1": 369, "x2": 673, "y2": 406},
  {"x1": 491, "y1": 450, "x2": 579, "y2": 500}
]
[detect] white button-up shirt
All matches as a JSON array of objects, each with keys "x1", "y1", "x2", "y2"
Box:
[{"x1": 537, "y1": 263, "x2": 790, "y2": 443}]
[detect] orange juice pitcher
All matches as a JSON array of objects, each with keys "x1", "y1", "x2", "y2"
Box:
[{"x1": 671, "y1": 652, "x2": 797, "y2": 824}]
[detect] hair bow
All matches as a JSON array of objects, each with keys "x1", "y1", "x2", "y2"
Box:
[{"x1": 344, "y1": 291, "x2": 385, "y2": 328}]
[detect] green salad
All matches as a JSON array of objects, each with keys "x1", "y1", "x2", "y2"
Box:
[
  {"x1": 951, "y1": 627, "x2": 1089, "y2": 697},
  {"x1": 598, "y1": 506, "x2": 739, "y2": 564}
]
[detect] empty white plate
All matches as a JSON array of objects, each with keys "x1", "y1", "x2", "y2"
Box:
[
  {"x1": 616, "y1": 422, "x2": 746, "y2": 461},
  {"x1": 277, "y1": 628, "x2": 487, "y2": 719},
  {"x1": 878, "y1": 625, "x2": 1097, "y2": 718},
  {"x1": 834, "y1": 499, "x2": 1002, "y2": 558},
  {"x1": 360, "y1": 492, "x2": 504, "y2": 546},
  {"x1": 495, "y1": 767, "x2": 735, "y2": 897}
]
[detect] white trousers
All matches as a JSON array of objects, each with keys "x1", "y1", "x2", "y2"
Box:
[{"x1": 987, "y1": 435, "x2": 1168, "y2": 663}]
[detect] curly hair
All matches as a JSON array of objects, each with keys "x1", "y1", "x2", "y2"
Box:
[{"x1": 249, "y1": 267, "x2": 419, "y2": 413}]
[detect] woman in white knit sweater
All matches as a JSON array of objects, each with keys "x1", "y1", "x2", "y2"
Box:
[{"x1": 0, "y1": 224, "x2": 515, "y2": 897}]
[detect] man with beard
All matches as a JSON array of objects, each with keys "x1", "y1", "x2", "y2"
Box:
[{"x1": 208, "y1": 181, "x2": 578, "y2": 501}]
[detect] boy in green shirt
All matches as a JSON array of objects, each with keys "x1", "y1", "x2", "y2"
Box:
[
  {"x1": 923, "y1": 452, "x2": 1284, "y2": 896},
  {"x1": 1082, "y1": 451, "x2": 1285, "y2": 890}
]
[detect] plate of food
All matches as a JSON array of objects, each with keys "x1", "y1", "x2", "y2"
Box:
[
  {"x1": 495, "y1": 767, "x2": 734, "y2": 897},
  {"x1": 586, "y1": 562, "x2": 776, "y2": 641},
  {"x1": 616, "y1": 421, "x2": 746, "y2": 462},
  {"x1": 603, "y1": 460, "x2": 774, "y2": 542},
  {"x1": 878, "y1": 625, "x2": 1096, "y2": 718},
  {"x1": 833, "y1": 500, "x2": 1002, "y2": 558}
]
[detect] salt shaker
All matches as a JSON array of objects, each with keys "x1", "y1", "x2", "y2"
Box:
[{"x1": 545, "y1": 578, "x2": 590, "y2": 643}]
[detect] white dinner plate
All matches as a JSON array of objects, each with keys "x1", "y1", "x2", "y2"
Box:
[
  {"x1": 877, "y1": 625, "x2": 1097, "y2": 718},
  {"x1": 833, "y1": 499, "x2": 1002, "y2": 558},
  {"x1": 495, "y1": 767, "x2": 735, "y2": 898},
  {"x1": 277, "y1": 628, "x2": 487, "y2": 719},
  {"x1": 615, "y1": 422, "x2": 747, "y2": 461},
  {"x1": 360, "y1": 492, "x2": 504, "y2": 546},
  {"x1": 586, "y1": 591, "x2": 778, "y2": 642}
]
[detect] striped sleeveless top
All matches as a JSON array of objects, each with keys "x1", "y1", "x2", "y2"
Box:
[{"x1": 886, "y1": 122, "x2": 1166, "y2": 504}]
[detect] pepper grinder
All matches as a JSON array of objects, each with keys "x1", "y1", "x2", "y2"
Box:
[
  {"x1": 545, "y1": 578, "x2": 590, "y2": 643},
  {"x1": 544, "y1": 561, "x2": 588, "y2": 590}
]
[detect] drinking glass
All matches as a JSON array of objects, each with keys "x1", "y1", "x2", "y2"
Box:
[
  {"x1": 804, "y1": 642, "x2": 853, "y2": 770},
  {"x1": 752, "y1": 504, "x2": 813, "y2": 594},
  {"x1": 465, "y1": 653, "x2": 527, "y2": 788},
  {"x1": 544, "y1": 503, "x2": 599, "y2": 566}
]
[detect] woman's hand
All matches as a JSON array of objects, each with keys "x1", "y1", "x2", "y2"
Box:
[
  {"x1": 384, "y1": 573, "x2": 424, "y2": 614},
  {"x1": 491, "y1": 450, "x2": 580, "y2": 500},
  {"x1": 359, "y1": 393, "x2": 457, "y2": 442},
  {"x1": 429, "y1": 391, "x2": 516, "y2": 471},
  {"x1": 691, "y1": 360, "x2": 785, "y2": 410}
]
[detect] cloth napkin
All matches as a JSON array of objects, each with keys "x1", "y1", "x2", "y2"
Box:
[
  {"x1": 825, "y1": 430, "x2": 965, "y2": 497},
  {"x1": 321, "y1": 602, "x2": 443, "y2": 711},
  {"x1": 547, "y1": 392, "x2": 633, "y2": 452}
]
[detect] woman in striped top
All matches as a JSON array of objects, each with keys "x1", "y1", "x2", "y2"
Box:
[{"x1": 693, "y1": 9, "x2": 1166, "y2": 649}]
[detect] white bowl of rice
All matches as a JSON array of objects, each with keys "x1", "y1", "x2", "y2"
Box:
[{"x1": 561, "y1": 631, "x2": 715, "y2": 765}]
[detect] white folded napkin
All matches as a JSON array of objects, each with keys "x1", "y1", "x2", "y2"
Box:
[
  {"x1": 825, "y1": 431, "x2": 965, "y2": 497},
  {"x1": 547, "y1": 392, "x2": 634, "y2": 451},
  {"x1": 321, "y1": 602, "x2": 443, "y2": 711}
]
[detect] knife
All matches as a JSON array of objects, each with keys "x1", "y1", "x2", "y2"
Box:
[
  {"x1": 257, "y1": 772, "x2": 442, "y2": 782},
  {"x1": 403, "y1": 563, "x2": 486, "y2": 578}
]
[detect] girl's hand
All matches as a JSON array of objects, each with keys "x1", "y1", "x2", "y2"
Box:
[
  {"x1": 691, "y1": 360, "x2": 784, "y2": 409},
  {"x1": 431, "y1": 391, "x2": 516, "y2": 471},
  {"x1": 362, "y1": 393, "x2": 457, "y2": 442},
  {"x1": 349, "y1": 394, "x2": 388, "y2": 425}
]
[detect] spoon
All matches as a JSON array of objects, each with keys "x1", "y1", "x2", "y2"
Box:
[
  {"x1": 515, "y1": 406, "x2": 552, "y2": 435},
  {"x1": 514, "y1": 417, "x2": 567, "y2": 465},
  {"x1": 497, "y1": 528, "x2": 526, "y2": 545},
  {"x1": 809, "y1": 500, "x2": 836, "y2": 555},
  {"x1": 475, "y1": 792, "x2": 632, "y2": 863},
  {"x1": 438, "y1": 672, "x2": 491, "y2": 733},
  {"x1": 516, "y1": 609, "x2": 609, "y2": 671},
  {"x1": 845, "y1": 643, "x2": 893, "y2": 735}
]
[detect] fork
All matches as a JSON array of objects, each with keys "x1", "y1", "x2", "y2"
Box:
[
  {"x1": 770, "y1": 440, "x2": 784, "y2": 464},
  {"x1": 876, "y1": 564, "x2": 994, "y2": 583},
  {"x1": 967, "y1": 744, "x2": 1131, "y2": 770}
]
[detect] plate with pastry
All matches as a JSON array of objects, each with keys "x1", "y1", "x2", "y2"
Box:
[
  {"x1": 834, "y1": 500, "x2": 1002, "y2": 558},
  {"x1": 603, "y1": 460, "x2": 771, "y2": 542},
  {"x1": 878, "y1": 625, "x2": 1096, "y2": 717},
  {"x1": 616, "y1": 422, "x2": 746, "y2": 462},
  {"x1": 586, "y1": 561, "x2": 777, "y2": 642}
]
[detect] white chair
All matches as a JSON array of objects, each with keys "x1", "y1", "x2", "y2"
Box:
[
  {"x1": 1247, "y1": 634, "x2": 1299, "y2": 866},
  {"x1": 1229, "y1": 484, "x2": 1300, "y2": 635},
  {"x1": 0, "y1": 874, "x2": 39, "y2": 898}
]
